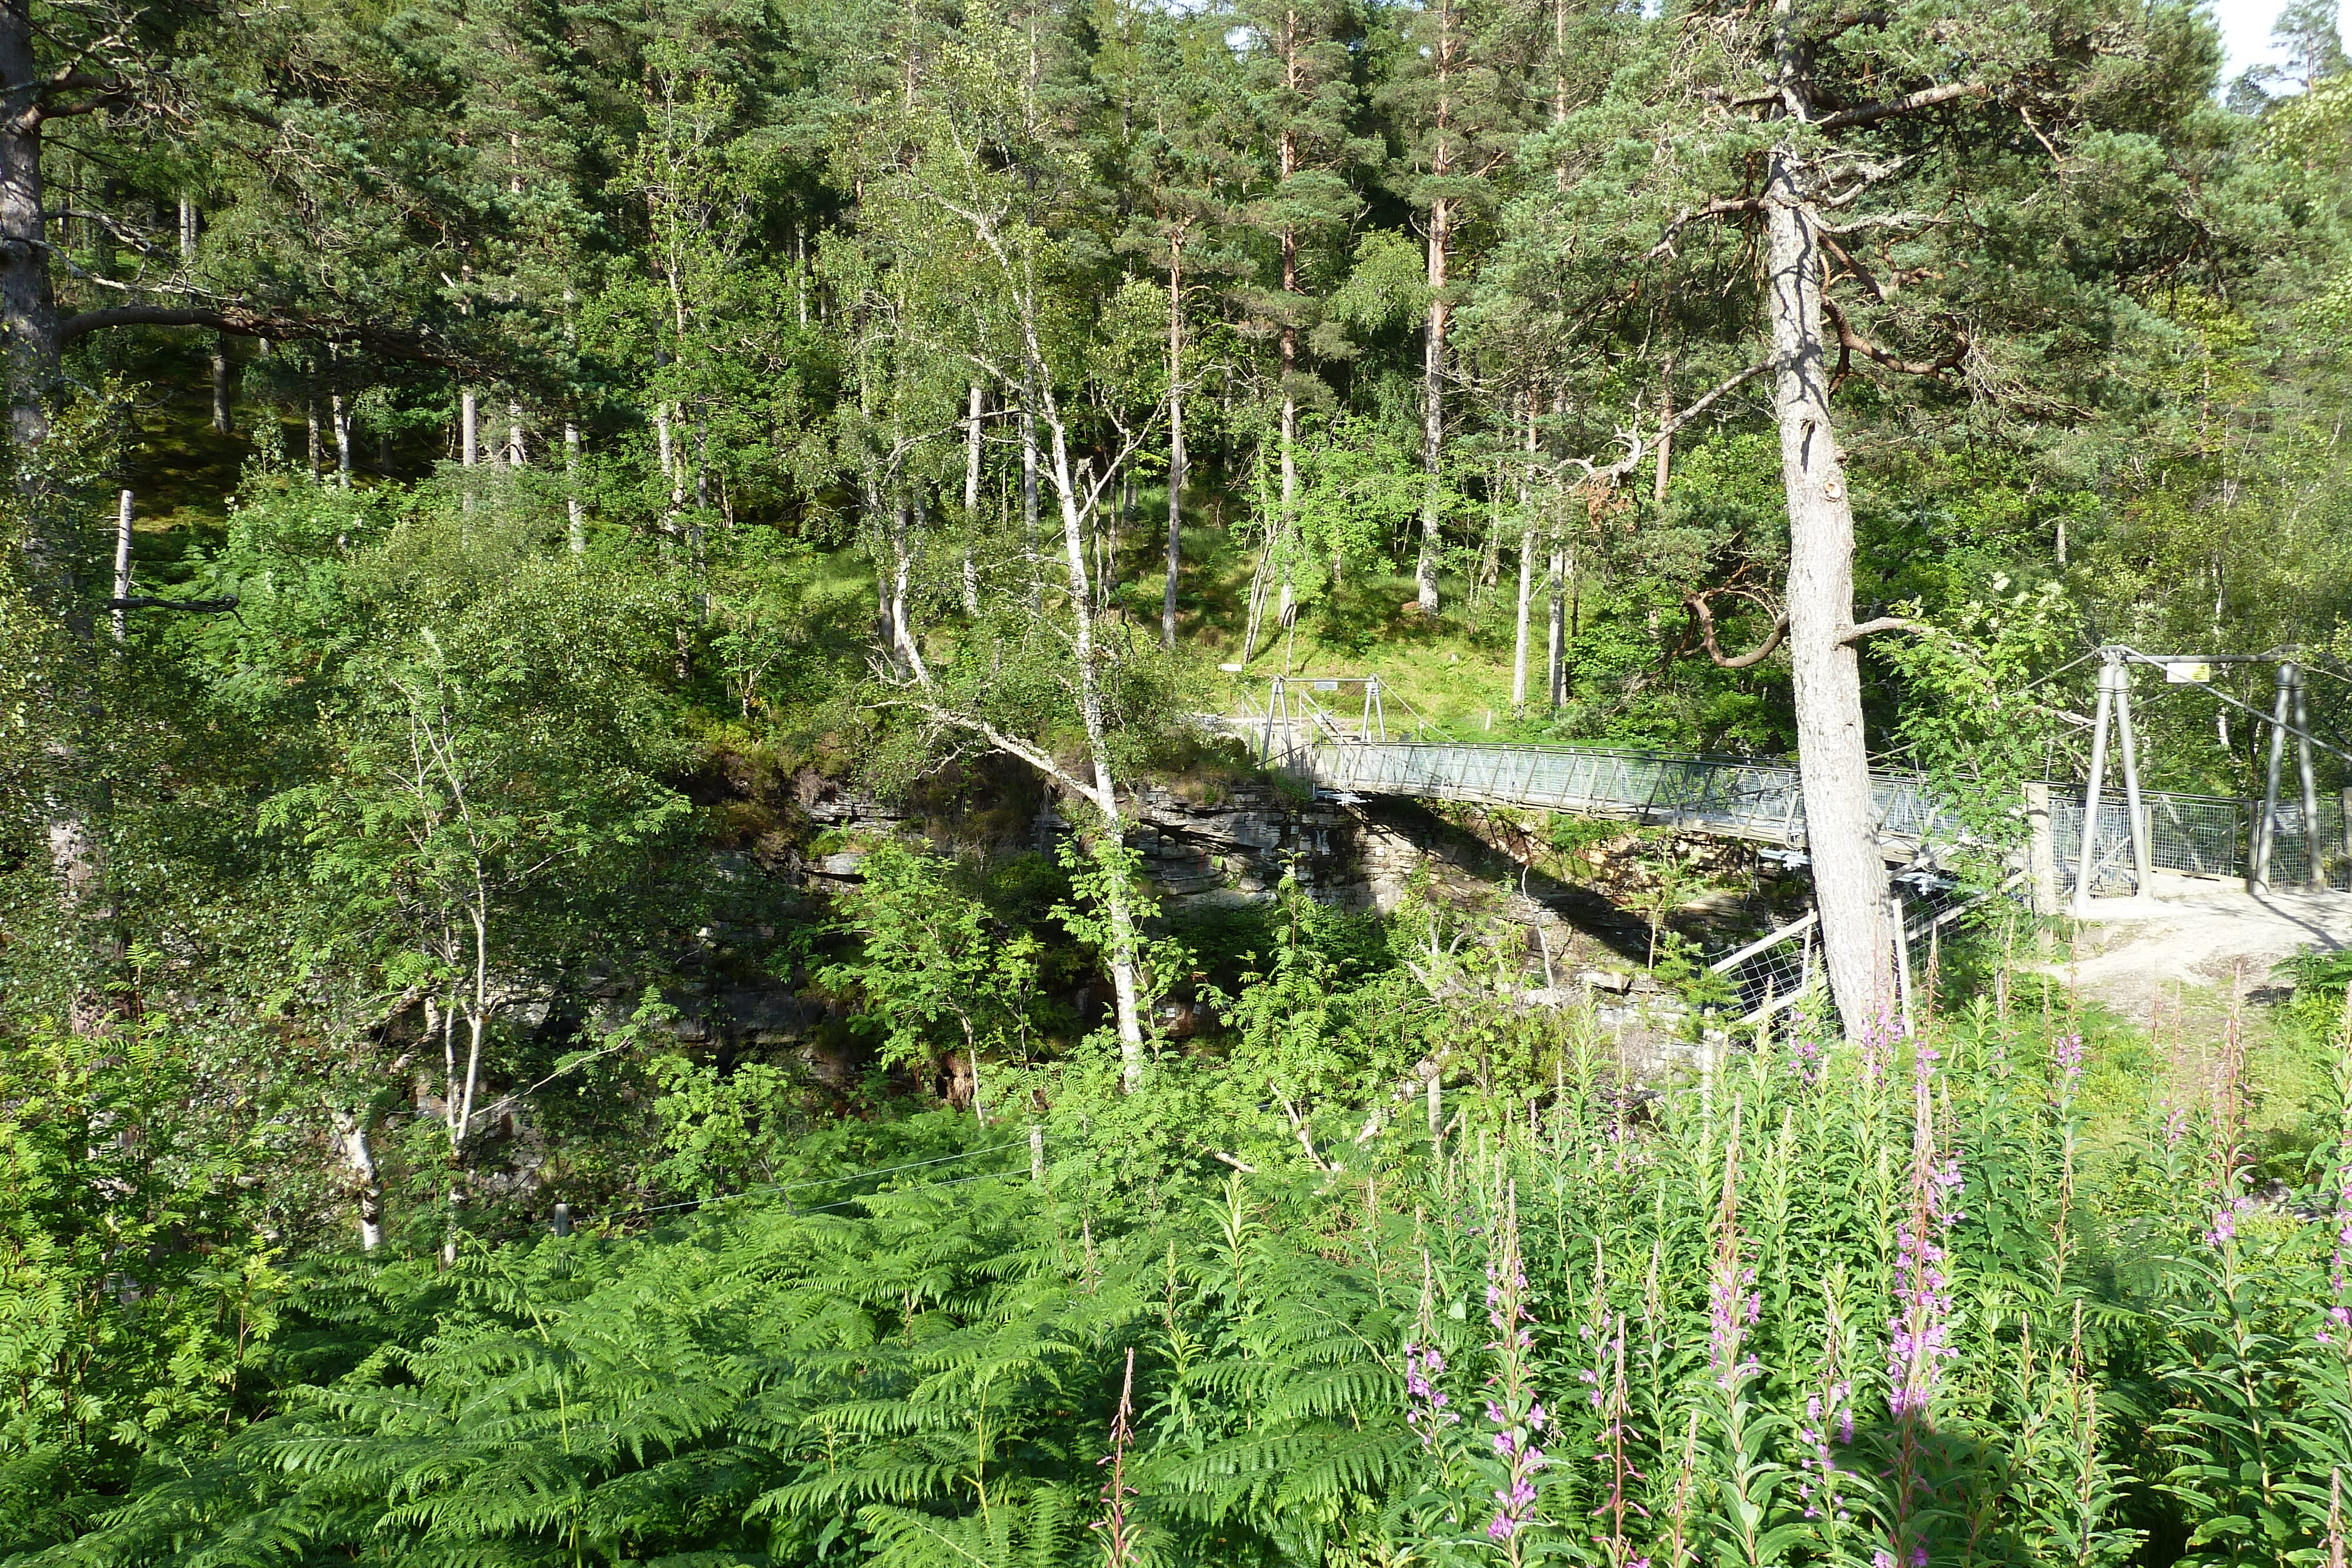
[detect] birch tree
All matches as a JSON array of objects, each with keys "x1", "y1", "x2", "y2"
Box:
[{"x1": 866, "y1": 29, "x2": 1180, "y2": 1091}]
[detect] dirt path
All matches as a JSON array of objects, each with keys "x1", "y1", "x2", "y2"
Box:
[{"x1": 2052, "y1": 880, "x2": 2352, "y2": 1024}]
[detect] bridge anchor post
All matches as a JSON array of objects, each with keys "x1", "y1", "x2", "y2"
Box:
[
  {"x1": 2252, "y1": 661, "x2": 2294, "y2": 894},
  {"x1": 2072, "y1": 660, "x2": 2118, "y2": 918}
]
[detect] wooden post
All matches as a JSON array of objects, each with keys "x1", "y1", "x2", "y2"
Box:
[
  {"x1": 2072, "y1": 661, "x2": 2116, "y2": 917},
  {"x1": 110, "y1": 489, "x2": 131, "y2": 643},
  {"x1": 2024, "y1": 781, "x2": 2058, "y2": 916},
  {"x1": 1891, "y1": 888, "x2": 1915, "y2": 1036},
  {"x1": 2252, "y1": 660, "x2": 2293, "y2": 893}
]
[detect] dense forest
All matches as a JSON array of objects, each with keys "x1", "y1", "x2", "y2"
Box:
[{"x1": 2, "y1": 0, "x2": 2352, "y2": 1557}]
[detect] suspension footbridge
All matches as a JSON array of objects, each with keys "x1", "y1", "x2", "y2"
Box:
[{"x1": 1222, "y1": 656, "x2": 2352, "y2": 1027}]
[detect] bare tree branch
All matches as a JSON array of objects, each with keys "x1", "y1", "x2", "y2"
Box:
[
  {"x1": 1559, "y1": 362, "x2": 1769, "y2": 484},
  {"x1": 882, "y1": 697, "x2": 1108, "y2": 813},
  {"x1": 1841, "y1": 614, "x2": 1931, "y2": 644},
  {"x1": 1820, "y1": 296, "x2": 1963, "y2": 380},
  {"x1": 107, "y1": 594, "x2": 239, "y2": 613},
  {"x1": 1814, "y1": 81, "x2": 1986, "y2": 131},
  {"x1": 1645, "y1": 196, "x2": 1767, "y2": 260},
  {"x1": 1685, "y1": 591, "x2": 1788, "y2": 668},
  {"x1": 57, "y1": 303, "x2": 476, "y2": 370}
]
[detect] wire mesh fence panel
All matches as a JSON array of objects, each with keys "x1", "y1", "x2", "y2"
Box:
[
  {"x1": 2052, "y1": 790, "x2": 2260, "y2": 891},
  {"x1": 2257, "y1": 796, "x2": 2352, "y2": 890},
  {"x1": 2147, "y1": 794, "x2": 2243, "y2": 880},
  {"x1": 2052, "y1": 797, "x2": 2149, "y2": 894},
  {"x1": 1708, "y1": 912, "x2": 1819, "y2": 1023}
]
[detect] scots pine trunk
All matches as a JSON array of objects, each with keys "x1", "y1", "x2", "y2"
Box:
[
  {"x1": 0, "y1": 0, "x2": 57, "y2": 457},
  {"x1": 1416, "y1": 195, "x2": 1449, "y2": 616},
  {"x1": 1164, "y1": 256, "x2": 1183, "y2": 650},
  {"x1": 1511, "y1": 394, "x2": 1536, "y2": 711},
  {"x1": 1653, "y1": 357, "x2": 1674, "y2": 505},
  {"x1": 1765, "y1": 151, "x2": 1889, "y2": 1037},
  {"x1": 1276, "y1": 125, "x2": 1301, "y2": 631},
  {"x1": 1, "y1": 16, "x2": 108, "y2": 1025}
]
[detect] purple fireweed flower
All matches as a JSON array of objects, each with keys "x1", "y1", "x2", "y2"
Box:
[
  {"x1": 1798, "y1": 1378, "x2": 1855, "y2": 1523},
  {"x1": 2204, "y1": 1196, "x2": 2256, "y2": 1249},
  {"x1": 1790, "y1": 1035, "x2": 1826, "y2": 1088},
  {"x1": 2324, "y1": 1163, "x2": 2352, "y2": 1357},
  {"x1": 1887, "y1": 1144, "x2": 1964, "y2": 1420},
  {"x1": 2052, "y1": 1032, "x2": 2084, "y2": 1086},
  {"x1": 1462, "y1": 1182, "x2": 1551, "y2": 1555},
  {"x1": 1402, "y1": 1343, "x2": 1459, "y2": 1446}
]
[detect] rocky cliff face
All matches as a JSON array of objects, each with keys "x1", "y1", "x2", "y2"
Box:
[
  {"x1": 681, "y1": 761, "x2": 1737, "y2": 1081},
  {"x1": 786, "y1": 767, "x2": 1678, "y2": 968}
]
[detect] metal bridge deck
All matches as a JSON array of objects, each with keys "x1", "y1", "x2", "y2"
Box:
[{"x1": 1261, "y1": 733, "x2": 1962, "y2": 860}]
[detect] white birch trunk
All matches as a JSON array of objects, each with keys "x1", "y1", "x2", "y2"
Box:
[
  {"x1": 1019, "y1": 389, "x2": 1041, "y2": 609},
  {"x1": 1512, "y1": 530, "x2": 1536, "y2": 710},
  {"x1": 1276, "y1": 391, "x2": 1297, "y2": 628},
  {"x1": 110, "y1": 489, "x2": 130, "y2": 644},
  {"x1": 1546, "y1": 538, "x2": 1567, "y2": 710},
  {"x1": 564, "y1": 421, "x2": 586, "y2": 553},
  {"x1": 336, "y1": 1112, "x2": 383, "y2": 1251},
  {"x1": 210, "y1": 337, "x2": 232, "y2": 434},
  {"x1": 1018, "y1": 342, "x2": 1147, "y2": 1087},
  {"x1": 1511, "y1": 399, "x2": 1537, "y2": 711}
]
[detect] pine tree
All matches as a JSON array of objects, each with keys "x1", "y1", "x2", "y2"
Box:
[
  {"x1": 1381, "y1": 0, "x2": 1522, "y2": 616},
  {"x1": 1113, "y1": 11, "x2": 1247, "y2": 650},
  {"x1": 1231, "y1": 0, "x2": 1364, "y2": 651}
]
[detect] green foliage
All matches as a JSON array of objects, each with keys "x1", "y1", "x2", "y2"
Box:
[
  {"x1": 0, "y1": 1018, "x2": 283, "y2": 1538},
  {"x1": 9, "y1": 0, "x2": 2352, "y2": 1560},
  {"x1": 820, "y1": 839, "x2": 1045, "y2": 1111},
  {"x1": 28, "y1": 983, "x2": 2352, "y2": 1567}
]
